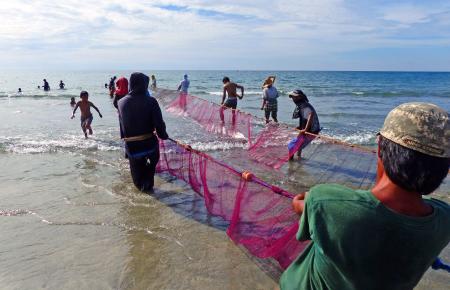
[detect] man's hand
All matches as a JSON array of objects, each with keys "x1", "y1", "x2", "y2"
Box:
[
  {"x1": 298, "y1": 129, "x2": 306, "y2": 137},
  {"x1": 292, "y1": 192, "x2": 307, "y2": 215},
  {"x1": 99, "y1": 113, "x2": 103, "y2": 118},
  {"x1": 71, "y1": 114, "x2": 75, "y2": 119}
]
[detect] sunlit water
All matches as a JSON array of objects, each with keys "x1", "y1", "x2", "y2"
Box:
[{"x1": 0, "y1": 71, "x2": 448, "y2": 289}]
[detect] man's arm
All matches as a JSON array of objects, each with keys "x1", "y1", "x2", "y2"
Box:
[
  {"x1": 237, "y1": 84, "x2": 244, "y2": 99},
  {"x1": 177, "y1": 82, "x2": 182, "y2": 91},
  {"x1": 90, "y1": 102, "x2": 103, "y2": 118},
  {"x1": 261, "y1": 89, "x2": 267, "y2": 110},
  {"x1": 298, "y1": 113, "x2": 313, "y2": 135},
  {"x1": 71, "y1": 103, "x2": 79, "y2": 118},
  {"x1": 222, "y1": 87, "x2": 226, "y2": 105},
  {"x1": 292, "y1": 192, "x2": 308, "y2": 215},
  {"x1": 151, "y1": 99, "x2": 169, "y2": 140}
]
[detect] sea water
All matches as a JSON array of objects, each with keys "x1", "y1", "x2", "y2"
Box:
[{"x1": 0, "y1": 71, "x2": 449, "y2": 289}]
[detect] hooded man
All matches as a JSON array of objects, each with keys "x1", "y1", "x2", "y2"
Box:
[
  {"x1": 113, "y1": 77, "x2": 129, "y2": 109},
  {"x1": 280, "y1": 102, "x2": 450, "y2": 290},
  {"x1": 117, "y1": 72, "x2": 169, "y2": 192}
]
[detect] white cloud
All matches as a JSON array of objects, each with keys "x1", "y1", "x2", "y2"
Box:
[{"x1": 0, "y1": 0, "x2": 449, "y2": 70}]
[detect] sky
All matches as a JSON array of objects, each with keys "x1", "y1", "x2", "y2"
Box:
[{"x1": 1, "y1": 0, "x2": 450, "y2": 71}]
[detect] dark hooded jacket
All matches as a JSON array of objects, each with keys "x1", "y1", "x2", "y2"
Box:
[{"x1": 118, "y1": 72, "x2": 168, "y2": 157}]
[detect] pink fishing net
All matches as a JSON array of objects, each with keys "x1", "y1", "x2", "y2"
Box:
[
  {"x1": 247, "y1": 124, "x2": 318, "y2": 169},
  {"x1": 165, "y1": 92, "x2": 254, "y2": 146},
  {"x1": 154, "y1": 90, "x2": 378, "y2": 269},
  {"x1": 156, "y1": 139, "x2": 309, "y2": 269}
]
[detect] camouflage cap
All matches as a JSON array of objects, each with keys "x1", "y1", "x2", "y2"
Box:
[{"x1": 380, "y1": 102, "x2": 449, "y2": 158}]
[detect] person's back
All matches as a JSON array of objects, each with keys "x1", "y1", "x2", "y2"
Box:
[
  {"x1": 281, "y1": 102, "x2": 450, "y2": 290},
  {"x1": 179, "y1": 75, "x2": 190, "y2": 93},
  {"x1": 281, "y1": 184, "x2": 450, "y2": 290},
  {"x1": 43, "y1": 79, "x2": 50, "y2": 91},
  {"x1": 118, "y1": 72, "x2": 168, "y2": 192},
  {"x1": 118, "y1": 73, "x2": 168, "y2": 155},
  {"x1": 263, "y1": 85, "x2": 278, "y2": 103}
]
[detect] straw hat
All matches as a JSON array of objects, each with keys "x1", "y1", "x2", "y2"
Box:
[{"x1": 263, "y1": 76, "x2": 275, "y2": 88}]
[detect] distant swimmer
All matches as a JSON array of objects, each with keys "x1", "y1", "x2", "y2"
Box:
[
  {"x1": 177, "y1": 74, "x2": 190, "y2": 93},
  {"x1": 71, "y1": 91, "x2": 103, "y2": 138},
  {"x1": 108, "y1": 76, "x2": 117, "y2": 97},
  {"x1": 150, "y1": 75, "x2": 157, "y2": 90},
  {"x1": 104, "y1": 83, "x2": 108, "y2": 89},
  {"x1": 288, "y1": 90, "x2": 320, "y2": 160},
  {"x1": 37, "y1": 86, "x2": 41, "y2": 89},
  {"x1": 261, "y1": 76, "x2": 278, "y2": 123},
  {"x1": 70, "y1": 97, "x2": 76, "y2": 106},
  {"x1": 43, "y1": 79, "x2": 50, "y2": 91},
  {"x1": 18, "y1": 88, "x2": 22, "y2": 93},
  {"x1": 113, "y1": 77, "x2": 129, "y2": 109},
  {"x1": 220, "y1": 76, "x2": 244, "y2": 123},
  {"x1": 59, "y1": 80, "x2": 65, "y2": 89},
  {"x1": 118, "y1": 72, "x2": 169, "y2": 192}
]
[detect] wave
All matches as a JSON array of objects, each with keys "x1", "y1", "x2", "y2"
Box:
[
  {"x1": 208, "y1": 91, "x2": 262, "y2": 96},
  {"x1": 0, "y1": 132, "x2": 121, "y2": 154},
  {"x1": 189, "y1": 140, "x2": 247, "y2": 151},
  {"x1": 0, "y1": 93, "x2": 78, "y2": 99},
  {"x1": 326, "y1": 131, "x2": 376, "y2": 146}
]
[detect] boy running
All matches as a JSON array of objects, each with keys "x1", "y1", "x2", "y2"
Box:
[{"x1": 71, "y1": 91, "x2": 103, "y2": 138}]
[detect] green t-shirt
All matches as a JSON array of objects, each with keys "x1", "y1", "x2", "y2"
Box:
[{"x1": 280, "y1": 184, "x2": 450, "y2": 290}]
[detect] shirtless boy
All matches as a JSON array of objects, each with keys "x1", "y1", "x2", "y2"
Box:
[
  {"x1": 221, "y1": 77, "x2": 244, "y2": 109},
  {"x1": 220, "y1": 77, "x2": 244, "y2": 122},
  {"x1": 71, "y1": 91, "x2": 103, "y2": 138}
]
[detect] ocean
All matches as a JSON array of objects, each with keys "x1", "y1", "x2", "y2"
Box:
[{"x1": 0, "y1": 71, "x2": 449, "y2": 289}]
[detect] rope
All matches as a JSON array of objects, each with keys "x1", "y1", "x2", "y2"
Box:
[
  {"x1": 165, "y1": 137, "x2": 295, "y2": 199},
  {"x1": 181, "y1": 92, "x2": 377, "y2": 154}
]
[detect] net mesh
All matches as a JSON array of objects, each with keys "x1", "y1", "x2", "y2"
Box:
[
  {"x1": 153, "y1": 89, "x2": 379, "y2": 269},
  {"x1": 248, "y1": 124, "x2": 318, "y2": 169},
  {"x1": 156, "y1": 139, "x2": 309, "y2": 269},
  {"x1": 165, "y1": 92, "x2": 253, "y2": 146}
]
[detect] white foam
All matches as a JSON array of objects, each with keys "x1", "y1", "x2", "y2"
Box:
[
  {"x1": 0, "y1": 131, "x2": 121, "y2": 154},
  {"x1": 208, "y1": 91, "x2": 261, "y2": 96},
  {"x1": 328, "y1": 132, "x2": 375, "y2": 145}
]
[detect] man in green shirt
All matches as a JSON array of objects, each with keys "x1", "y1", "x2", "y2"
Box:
[{"x1": 280, "y1": 102, "x2": 450, "y2": 290}]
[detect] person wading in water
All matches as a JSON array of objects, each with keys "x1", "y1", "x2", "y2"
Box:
[{"x1": 117, "y1": 72, "x2": 169, "y2": 192}]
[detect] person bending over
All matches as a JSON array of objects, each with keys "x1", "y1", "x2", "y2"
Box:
[
  {"x1": 289, "y1": 90, "x2": 320, "y2": 160},
  {"x1": 280, "y1": 102, "x2": 450, "y2": 290}
]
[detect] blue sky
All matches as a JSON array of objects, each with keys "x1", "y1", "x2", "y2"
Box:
[{"x1": 0, "y1": 0, "x2": 449, "y2": 71}]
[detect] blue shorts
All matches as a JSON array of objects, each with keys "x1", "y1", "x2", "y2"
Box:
[
  {"x1": 80, "y1": 115, "x2": 93, "y2": 127},
  {"x1": 224, "y1": 98, "x2": 237, "y2": 109}
]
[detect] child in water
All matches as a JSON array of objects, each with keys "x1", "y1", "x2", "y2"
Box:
[
  {"x1": 71, "y1": 91, "x2": 102, "y2": 138},
  {"x1": 70, "y1": 97, "x2": 76, "y2": 106}
]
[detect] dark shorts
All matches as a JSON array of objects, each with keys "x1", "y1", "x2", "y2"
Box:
[
  {"x1": 264, "y1": 101, "x2": 278, "y2": 112},
  {"x1": 224, "y1": 98, "x2": 237, "y2": 109},
  {"x1": 80, "y1": 115, "x2": 93, "y2": 127}
]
